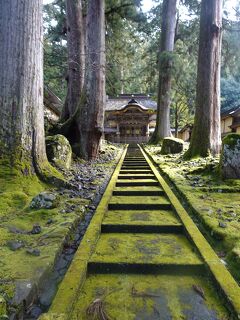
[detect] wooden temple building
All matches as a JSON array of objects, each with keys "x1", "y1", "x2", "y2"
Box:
[
  {"x1": 104, "y1": 94, "x2": 157, "y2": 143},
  {"x1": 43, "y1": 90, "x2": 240, "y2": 144}
]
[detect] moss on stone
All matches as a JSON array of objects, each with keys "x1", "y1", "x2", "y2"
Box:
[
  {"x1": 161, "y1": 137, "x2": 184, "y2": 155},
  {"x1": 70, "y1": 274, "x2": 229, "y2": 320},
  {"x1": 222, "y1": 133, "x2": 240, "y2": 148},
  {"x1": 46, "y1": 135, "x2": 72, "y2": 170}
]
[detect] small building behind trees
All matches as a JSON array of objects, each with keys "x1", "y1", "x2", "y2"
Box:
[
  {"x1": 221, "y1": 107, "x2": 240, "y2": 136},
  {"x1": 179, "y1": 107, "x2": 240, "y2": 142}
]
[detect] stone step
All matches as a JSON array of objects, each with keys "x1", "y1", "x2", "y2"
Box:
[
  {"x1": 101, "y1": 223, "x2": 183, "y2": 234},
  {"x1": 124, "y1": 157, "x2": 145, "y2": 160},
  {"x1": 124, "y1": 158, "x2": 146, "y2": 160},
  {"x1": 123, "y1": 159, "x2": 147, "y2": 162},
  {"x1": 121, "y1": 167, "x2": 150, "y2": 171},
  {"x1": 72, "y1": 273, "x2": 229, "y2": 320},
  {"x1": 117, "y1": 174, "x2": 157, "y2": 180},
  {"x1": 113, "y1": 186, "x2": 164, "y2": 196},
  {"x1": 113, "y1": 189, "x2": 164, "y2": 196},
  {"x1": 87, "y1": 262, "x2": 204, "y2": 275},
  {"x1": 108, "y1": 195, "x2": 171, "y2": 211},
  {"x1": 116, "y1": 179, "x2": 159, "y2": 186},
  {"x1": 89, "y1": 233, "x2": 203, "y2": 266},
  {"x1": 120, "y1": 170, "x2": 152, "y2": 174},
  {"x1": 103, "y1": 209, "x2": 180, "y2": 226},
  {"x1": 122, "y1": 162, "x2": 148, "y2": 166},
  {"x1": 109, "y1": 195, "x2": 169, "y2": 205},
  {"x1": 108, "y1": 203, "x2": 171, "y2": 210}
]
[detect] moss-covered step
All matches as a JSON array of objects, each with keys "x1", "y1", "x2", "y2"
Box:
[
  {"x1": 123, "y1": 162, "x2": 146, "y2": 164},
  {"x1": 140, "y1": 145, "x2": 240, "y2": 317},
  {"x1": 124, "y1": 154, "x2": 145, "y2": 160},
  {"x1": 122, "y1": 161, "x2": 148, "y2": 164},
  {"x1": 70, "y1": 274, "x2": 230, "y2": 320},
  {"x1": 122, "y1": 163, "x2": 149, "y2": 166},
  {"x1": 101, "y1": 224, "x2": 183, "y2": 234},
  {"x1": 89, "y1": 233, "x2": 202, "y2": 266},
  {"x1": 123, "y1": 159, "x2": 146, "y2": 162},
  {"x1": 101, "y1": 209, "x2": 182, "y2": 233},
  {"x1": 121, "y1": 168, "x2": 150, "y2": 171},
  {"x1": 113, "y1": 185, "x2": 164, "y2": 196},
  {"x1": 108, "y1": 195, "x2": 171, "y2": 210},
  {"x1": 120, "y1": 169, "x2": 153, "y2": 174},
  {"x1": 116, "y1": 179, "x2": 159, "y2": 187},
  {"x1": 103, "y1": 209, "x2": 180, "y2": 225},
  {"x1": 118, "y1": 174, "x2": 156, "y2": 179}
]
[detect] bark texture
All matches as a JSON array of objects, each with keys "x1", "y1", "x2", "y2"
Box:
[
  {"x1": 78, "y1": 0, "x2": 106, "y2": 159},
  {"x1": 150, "y1": 0, "x2": 177, "y2": 143},
  {"x1": 61, "y1": 0, "x2": 85, "y2": 123},
  {"x1": 0, "y1": 0, "x2": 62, "y2": 183},
  {"x1": 185, "y1": 0, "x2": 222, "y2": 158}
]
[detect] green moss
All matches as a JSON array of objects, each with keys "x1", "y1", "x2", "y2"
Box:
[
  {"x1": 161, "y1": 137, "x2": 184, "y2": 155},
  {"x1": 90, "y1": 233, "x2": 202, "y2": 265},
  {"x1": 0, "y1": 165, "x2": 75, "y2": 308},
  {"x1": 145, "y1": 145, "x2": 240, "y2": 283},
  {"x1": 38, "y1": 161, "x2": 65, "y2": 186},
  {"x1": 0, "y1": 296, "x2": 7, "y2": 316},
  {"x1": 40, "y1": 148, "x2": 127, "y2": 317},
  {"x1": 70, "y1": 274, "x2": 229, "y2": 320},
  {"x1": 222, "y1": 133, "x2": 240, "y2": 148},
  {"x1": 46, "y1": 135, "x2": 72, "y2": 170},
  {"x1": 0, "y1": 142, "x2": 124, "y2": 318}
]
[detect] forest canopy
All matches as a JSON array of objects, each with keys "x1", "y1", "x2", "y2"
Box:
[{"x1": 43, "y1": 0, "x2": 240, "y2": 132}]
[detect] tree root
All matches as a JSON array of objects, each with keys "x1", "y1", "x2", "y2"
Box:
[{"x1": 86, "y1": 298, "x2": 111, "y2": 320}]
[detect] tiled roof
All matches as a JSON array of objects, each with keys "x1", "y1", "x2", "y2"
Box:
[
  {"x1": 221, "y1": 106, "x2": 240, "y2": 118},
  {"x1": 106, "y1": 94, "x2": 157, "y2": 111}
]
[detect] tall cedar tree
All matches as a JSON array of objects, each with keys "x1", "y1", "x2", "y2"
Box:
[
  {"x1": 60, "y1": 0, "x2": 105, "y2": 159},
  {"x1": 150, "y1": 0, "x2": 177, "y2": 143},
  {"x1": 0, "y1": 0, "x2": 62, "y2": 184},
  {"x1": 185, "y1": 0, "x2": 222, "y2": 158},
  {"x1": 80, "y1": 0, "x2": 106, "y2": 159},
  {"x1": 61, "y1": 0, "x2": 85, "y2": 133}
]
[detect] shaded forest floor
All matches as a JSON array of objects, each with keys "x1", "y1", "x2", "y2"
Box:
[
  {"x1": 0, "y1": 141, "x2": 124, "y2": 318},
  {"x1": 146, "y1": 145, "x2": 240, "y2": 283}
]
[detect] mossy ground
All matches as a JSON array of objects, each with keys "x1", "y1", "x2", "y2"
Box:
[
  {"x1": 0, "y1": 165, "x2": 85, "y2": 313},
  {"x1": 146, "y1": 145, "x2": 240, "y2": 282},
  {"x1": 0, "y1": 142, "x2": 124, "y2": 316}
]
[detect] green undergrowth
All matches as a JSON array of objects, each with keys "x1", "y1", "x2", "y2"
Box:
[
  {"x1": 146, "y1": 145, "x2": 240, "y2": 282},
  {"x1": 0, "y1": 163, "x2": 79, "y2": 315}
]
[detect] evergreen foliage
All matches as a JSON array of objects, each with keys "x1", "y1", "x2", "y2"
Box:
[
  {"x1": 42, "y1": 0, "x2": 240, "y2": 131},
  {"x1": 221, "y1": 78, "x2": 240, "y2": 113}
]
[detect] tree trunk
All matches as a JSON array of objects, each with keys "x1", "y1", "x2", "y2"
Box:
[
  {"x1": 78, "y1": 0, "x2": 106, "y2": 159},
  {"x1": 175, "y1": 108, "x2": 179, "y2": 138},
  {"x1": 185, "y1": 0, "x2": 222, "y2": 158},
  {"x1": 0, "y1": 0, "x2": 63, "y2": 184},
  {"x1": 60, "y1": 0, "x2": 85, "y2": 144},
  {"x1": 150, "y1": 0, "x2": 177, "y2": 144}
]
